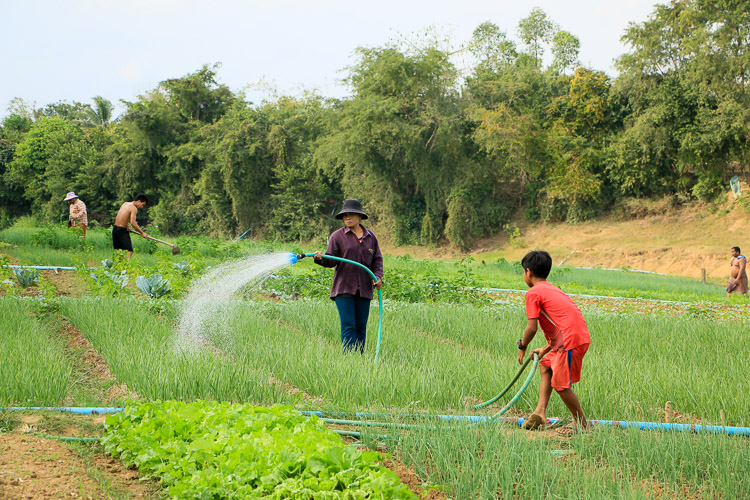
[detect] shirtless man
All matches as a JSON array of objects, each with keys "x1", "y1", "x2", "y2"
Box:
[
  {"x1": 113, "y1": 194, "x2": 149, "y2": 258},
  {"x1": 727, "y1": 246, "x2": 748, "y2": 297}
]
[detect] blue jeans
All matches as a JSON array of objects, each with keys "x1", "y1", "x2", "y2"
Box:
[{"x1": 334, "y1": 296, "x2": 371, "y2": 353}]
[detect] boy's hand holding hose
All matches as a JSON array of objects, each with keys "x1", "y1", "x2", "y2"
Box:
[{"x1": 518, "y1": 343, "x2": 551, "y2": 365}]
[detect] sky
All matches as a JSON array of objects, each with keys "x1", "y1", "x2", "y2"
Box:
[{"x1": 0, "y1": 0, "x2": 660, "y2": 120}]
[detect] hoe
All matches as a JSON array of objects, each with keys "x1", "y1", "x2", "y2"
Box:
[{"x1": 129, "y1": 229, "x2": 180, "y2": 255}]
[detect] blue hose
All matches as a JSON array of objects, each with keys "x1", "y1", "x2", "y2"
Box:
[
  {"x1": 290, "y1": 252, "x2": 384, "y2": 363},
  {"x1": 3, "y1": 406, "x2": 749, "y2": 436},
  {"x1": 3, "y1": 265, "x2": 76, "y2": 271},
  {"x1": 1, "y1": 406, "x2": 122, "y2": 414}
]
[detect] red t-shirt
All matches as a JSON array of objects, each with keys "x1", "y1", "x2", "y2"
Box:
[{"x1": 525, "y1": 281, "x2": 590, "y2": 352}]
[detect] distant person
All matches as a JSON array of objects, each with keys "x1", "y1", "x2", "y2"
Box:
[
  {"x1": 727, "y1": 246, "x2": 748, "y2": 297},
  {"x1": 516, "y1": 250, "x2": 591, "y2": 436},
  {"x1": 113, "y1": 194, "x2": 149, "y2": 259},
  {"x1": 314, "y1": 199, "x2": 383, "y2": 353},
  {"x1": 64, "y1": 192, "x2": 87, "y2": 238}
]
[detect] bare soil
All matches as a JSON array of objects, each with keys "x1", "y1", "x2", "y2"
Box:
[
  {"x1": 382, "y1": 456, "x2": 447, "y2": 500},
  {"x1": 42, "y1": 270, "x2": 89, "y2": 297},
  {"x1": 54, "y1": 317, "x2": 140, "y2": 405},
  {"x1": 0, "y1": 419, "x2": 156, "y2": 499}
]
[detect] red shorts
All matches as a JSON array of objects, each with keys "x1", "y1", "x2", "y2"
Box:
[{"x1": 540, "y1": 343, "x2": 589, "y2": 391}]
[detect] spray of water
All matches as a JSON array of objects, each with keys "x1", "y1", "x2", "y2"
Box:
[{"x1": 175, "y1": 252, "x2": 297, "y2": 353}]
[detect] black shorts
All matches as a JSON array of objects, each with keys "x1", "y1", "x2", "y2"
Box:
[{"x1": 112, "y1": 225, "x2": 133, "y2": 252}]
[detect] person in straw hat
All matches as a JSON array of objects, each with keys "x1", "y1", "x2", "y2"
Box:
[
  {"x1": 64, "y1": 192, "x2": 87, "y2": 238},
  {"x1": 314, "y1": 199, "x2": 383, "y2": 353}
]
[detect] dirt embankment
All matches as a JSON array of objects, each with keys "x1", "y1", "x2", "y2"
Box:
[{"x1": 382, "y1": 197, "x2": 750, "y2": 281}]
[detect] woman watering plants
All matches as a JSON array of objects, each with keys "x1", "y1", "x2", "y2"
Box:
[{"x1": 314, "y1": 199, "x2": 383, "y2": 353}]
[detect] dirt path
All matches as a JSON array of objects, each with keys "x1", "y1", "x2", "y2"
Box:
[
  {"x1": 0, "y1": 414, "x2": 157, "y2": 499},
  {"x1": 54, "y1": 316, "x2": 139, "y2": 405}
]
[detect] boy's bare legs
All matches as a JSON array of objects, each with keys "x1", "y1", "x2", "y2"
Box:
[
  {"x1": 532, "y1": 364, "x2": 553, "y2": 420},
  {"x1": 556, "y1": 388, "x2": 588, "y2": 430}
]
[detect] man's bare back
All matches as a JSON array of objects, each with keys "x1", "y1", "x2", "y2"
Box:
[
  {"x1": 115, "y1": 201, "x2": 146, "y2": 236},
  {"x1": 112, "y1": 195, "x2": 149, "y2": 259}
]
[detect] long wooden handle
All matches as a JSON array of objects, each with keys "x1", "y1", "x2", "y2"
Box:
[{"x1": 128, "y1": 229, "x2": 175, "y2": 248}]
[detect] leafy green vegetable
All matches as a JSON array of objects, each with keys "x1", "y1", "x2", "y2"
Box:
[
  {"x1": 103, "y1": 401, "x2": 417, "y2": 499},
  {"x1": 13, "y1": 267, "x2": 39, "y2": 288},
  {"x1": 136, "y1": 274, "x2": 171, "y2": 299}
]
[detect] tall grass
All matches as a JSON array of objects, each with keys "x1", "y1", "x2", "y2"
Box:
[
  {"x1": 242, "y1": 301, "x2": 749, "y2": 425},
  {"x1": 394, "y1": 424, "x2": 749, "y2": 498},
  {"x1": 0, "y1": 298, "x2": 72, "y2": 405},
  {"x1": 57, "y1": 297, "x2": 749, "y2": 425},
  {"x1": 59, "y1": 298, "x2": 285, "y2": 403}
]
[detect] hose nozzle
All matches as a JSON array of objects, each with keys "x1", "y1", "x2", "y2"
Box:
[{"x1": 296, "y1": 253, "x2": 306, "y2": 261}]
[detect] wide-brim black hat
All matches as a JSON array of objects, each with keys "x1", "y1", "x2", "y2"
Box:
[{"x1": 335, "y1": 199, "x2": 368, "y2": 219}]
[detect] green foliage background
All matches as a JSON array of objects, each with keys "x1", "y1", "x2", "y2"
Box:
[{"x1": 2, "y1": 2, "x2": 749, "y2": 248}]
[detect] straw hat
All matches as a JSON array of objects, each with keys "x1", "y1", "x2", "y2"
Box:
[{"x1": 64, "y1": 192, "x2": 79, "y2": 201}]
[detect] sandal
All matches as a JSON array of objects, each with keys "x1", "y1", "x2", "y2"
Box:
[
  {"x1": 523, "y1": 413, "x2": 545, "y2": 430},
  {"x1": 555, "y1": 424, "x2": 589, "y2": 436}
]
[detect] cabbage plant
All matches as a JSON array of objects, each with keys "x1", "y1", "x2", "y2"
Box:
[
  {"x1": 136, "y1": 274, "x2": 171, "y2": 299},
  {"x1": 13, "y1": 268, "x2": 40, "y2": 288}
]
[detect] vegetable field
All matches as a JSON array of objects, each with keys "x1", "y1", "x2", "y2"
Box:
[{"x1": 1, "y1": 223, "x2": 748, "y2": 498}]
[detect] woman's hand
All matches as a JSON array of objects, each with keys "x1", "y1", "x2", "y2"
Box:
[
  {"x1": 314, "y1": 251, "x2": 323, "y2": 261},
  {"x1": 373, "y1": 277, "x2": 383, "y2": 289}
]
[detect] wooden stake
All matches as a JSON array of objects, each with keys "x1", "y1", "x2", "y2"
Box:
[
  {"x1": 720, "y1": 409, "x2": 725, "y2": 427},
  {"x1": 702, "y1": 268, "x2": 706, "y2": 283},
  {"x1": 665, "y1": 401, "x2": 672, "y2": 423}
]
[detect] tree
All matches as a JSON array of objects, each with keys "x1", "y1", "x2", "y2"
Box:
[
  {"x1": 469, "y1": 21, "x2": 518, "y2": 74},
  {"x1": 550, "y1": 31, "x2": 580, "y2": 75},
  {"x1": 85, "y1": 96, "x2": 115, "y2": 127},
  {"x1": 517, "y1": 7, "x2": 558, "y2": 69},
  {"x1": 4, "y1": 117, "x2": 96, "y2": 220},
  {"x1": 161, "y1": 64, "x2": 236, "y2": 124},
  {"x1": 42, "y1": 101, "x2": 90, "y2": 122},
  {"x1": 616, "y1": 0, "x2": 750, "y2": 199},
  {"x1": 317, "y1": 43, "x2": 463, "y2": 245}
]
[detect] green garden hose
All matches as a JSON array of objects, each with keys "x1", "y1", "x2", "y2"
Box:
[
  {"x1": 35, "y1": 433, "x2": 100, "y2": 443},
  {"x1": 473, "y1": 355, "x2": 536, "y2": 409},
  {"x1": 320, "y1": 354, "x2": 539, "y2": 432},
  {"x1": 297, "y1": 253, "x2": 384, "y2": 363}
]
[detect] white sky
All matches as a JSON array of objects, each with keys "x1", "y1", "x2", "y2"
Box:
[{"x1": 0, "y1": 0, "x2": 659, "y2": 120}]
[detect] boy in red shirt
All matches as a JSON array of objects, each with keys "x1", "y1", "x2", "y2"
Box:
[{"x1": 516, "y1": 250, "x2": 591, "y2": 434}]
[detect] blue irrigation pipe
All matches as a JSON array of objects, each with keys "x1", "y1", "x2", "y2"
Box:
[
  {"x1": 289, "y1": 252, "x2": 384, "y2": 363},
  {"x1": 3, "y1": 265, "x2": 76, "y2": 271},
  {"x1": 234, "y1": 227, "x2": 253, "y2": 242},
  {"x1": 3, "y1": 406, "x2": 749, "y2": 437},
  {"x1": 485, "y1": 287, "x2": 696, "y2": 306},
  {"x1": 1, "y1": 407, "x2": 123, "y2": 414}
]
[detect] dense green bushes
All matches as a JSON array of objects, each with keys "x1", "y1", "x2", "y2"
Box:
[{"x1": 1, "y1": 3, "x2": 748, "y2": 249}]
